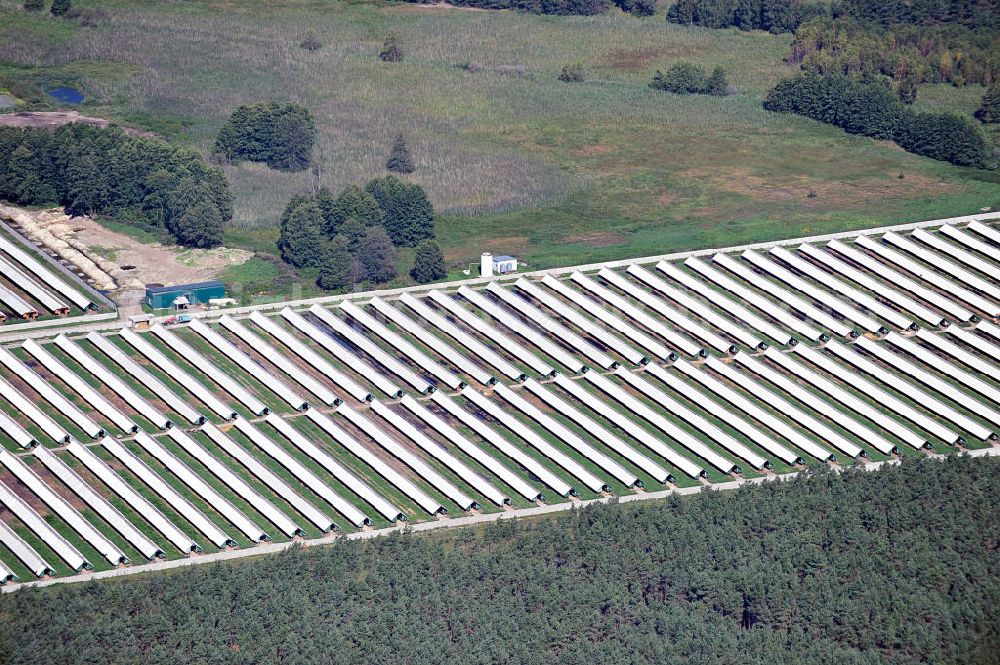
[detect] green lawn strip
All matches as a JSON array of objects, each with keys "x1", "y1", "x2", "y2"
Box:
[
  {"x1": 90, "y1": 444, "x2": 222, "y2": 555},
  {"x1": 4, "y1": 515, "x2": 71, "y2": 577},
  {"x1": 43, "y1": 343, "x2": 158, "y2": 434},
  {"x1": 104, "y1": 333, "x2": 227, "y2": 426},
  {"x1": 23, "y1": 454, "x2": 148, "y2": 565},
  {"x1": 250, "y1": 416, "x2": 425, "y2": 527},
  {"x1": 151, "y1": 433, "x2": 296, "y2": 543},
  {"x1": 139, "y1": 334, "x2": 256, "y2": 421},
  {"x1": 0, "y1": 536, "x2": 38, "y2": 582},
  {"x1": 74, "y1": 337, "x2": 197, "y2": 428},
  {"x1": 118, "y1": 438, "x2": 256, "y2": 550},
  {"x1": 55, "y1": 449, "x2": 188, "y2": 562},
  {"x1": 5, "y1": 351, "x2": 96, "y2": 441},
  {"x1": 189, "y1": 428, "x2": 325, "y2": 540},
  {"x1": 382, "y1": 399, "x2": 536, "y2": 509},
  {"x1": 303, "y1": 410, "x2": 472, "y2": 518},
  {"x1": 173, "y1": 327, "x2": 295, "y2": 415}
]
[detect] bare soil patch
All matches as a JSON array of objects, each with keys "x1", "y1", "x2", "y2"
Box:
[
  {"x1": 601, "y1": 45, "x2": 704, "y2": 71},
  {"x1": 564, "y1": 230, "x2": 627, "y2": 248},
  {"x1": 0, "y1": 111, "x2": 155, "y2": 138}
]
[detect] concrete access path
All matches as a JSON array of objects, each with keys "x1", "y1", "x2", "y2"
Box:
[{"x1": 4, "y1": 446, "x2": 996, "y2": 594}]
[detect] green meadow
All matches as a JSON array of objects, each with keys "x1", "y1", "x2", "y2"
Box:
[{"x1": 1, "y1": 0, "x2": 998, "y2": 278}]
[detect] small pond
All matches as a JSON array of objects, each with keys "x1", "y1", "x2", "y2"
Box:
[{"x1": 46, "y1": 86, "x2": 85, "y2": 104}]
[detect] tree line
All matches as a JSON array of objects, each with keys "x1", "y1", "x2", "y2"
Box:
[
  {"x1": 214, "y1": 101, "x2": 317, "y2": 172},
  {"x1": 0, "y1": 456, "x2": 995, "y2": 664},
  {"x1": 401, "y1": 0, "x2": 653, "y2": 16},
  {"x1": 763, "y1": 72, "x2": 993, "y2": 167},
  {"x1": 0, "y1": 125, "x2": 232, "y2": 248},
  {"x1": 278, "y1": 176, "x2": 445, "y2": 292}
]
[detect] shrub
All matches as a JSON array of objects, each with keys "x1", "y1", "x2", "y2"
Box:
[
  {"x1": 214, "y1": 101, "x2": 316, "y2": 172},
  {"x1": 379, "y1": 35, "x2": 403, "y2": 63},
  {"x1": 615, "y1": 0, "x2": 655, "y2": 16},
  {"x1": 558, "y1": 64, "x2": 585, "y2": 83},
  {"x1": 50, "y1": 0, "x2": 71, "y2": 16},
  {"x1": 23, "y1": 0, "x2": 43, "y2": 11},
  {"x1": 386, "y1": 134, "x2": 415, "y2": 174},
  {"x1": 300, "y1": 32, "x2": 322, "y2": 51},
  {"x1": 650, "y1": 62, "x2": 728, "y2": 95},
  {"x1": 410, "y1": 240, "x2": 448, "y2": 284}
]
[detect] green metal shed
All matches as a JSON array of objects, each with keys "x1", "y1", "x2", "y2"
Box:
[{"x1": 145, "y1": 281, "x2": 226, "y2": 310}]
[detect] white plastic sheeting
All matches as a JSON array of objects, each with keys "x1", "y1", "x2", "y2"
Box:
[
  {"x1": 627, "y1": 264, "x2": 763, "y2": 350},
  {"x1": 938, "y1": 225, "x2": 1000, "y2": 264},
  {"x1": 426, "y1": 289, "x2": 552, "y2": 376},
  {"x1": 400, "y1": 395, "x2": 541, "y2": 501},
  {"x1": 0, "y1": 450, "x2": 127, "y2": 565},
  {"x1": 102, "y1": 437, "x2": 234, "y2": 549},
  {"x1": 280, "y1": 307, "x2": 403, "y2": 398},
  {"x1": 909, "y1": 229, "x2": 999, "y2": 287},
  {"x1": 0, "y1": 558, "x2": 14, "y2": 584},
  {"x1": 522, "y1": 378, "x2": 671, "y2": 484},
  {"x1": 781, "y1": 246, "x2": 914, "y2": 332},
  {"x1": 732, "y1": 353, "x2": 885, "y2": 456},
  {"x1": 856, "y1": 336, "x2": 1000, "y2": 431},
  {"x1": 0, "y1": 235, "x2": 94, "y2": 310},
  {"x1": 398, "y1": 292, "x2": 524, "y2": 381},
  {"x1": 884, "y1": 332, "x2": 1000, "y2": 405},
  {"x1": 33, "y1": 446, "x2": 162, "y2": 560},
  {"x1": 148, "y1": 325, "x2": 269, "y2": 416},
  {"x1": 949, "y1": 325, "x2": 1000, "y2": 363},
  {"x1": 0, "y1": 406, "x2": 35, "y2": 449},
  {"x1": 219, "y1": 315, "x2": 339, "y2": 406},
  {"x1": 515, "y1": 278, "x2": 645, "y2": 365},
  {"x1": 793, "y1": 344, "x2": 960, "y2": 446},
  {"x1": 657, "y1": 260, "x2": 793, "y2": 346},
  {"x1": 668, "y1": 360, "x2": 819, "y2": 464},
  {"x1": 22, "y1": 339, "x2": 138, "y2": 434},
  {"x1": 647, "y1": 361, "x2": 801, "y2": 465},
  {"x1": 0, "y1": 477, "x2": 89, "y2": 571},
  {"x1": 0, "y1": 284, "x2": 38, "y2": 319},
  {"x1": 341, "y1": 300, "x2": 464, "y2": 390},
  {"x1": 762, "y1": 348, "x2": 918, "y2": 452},
  {"x1": 571, "y1": 271, "x2": 704, "y2": 357},
  {"x1": 613, "y1": 368, "x2": 768, "y2": 470},
  {"x1": 968, "y1": 220, "x2": 1000, "y2": 246},
  {"x1": 460, "y1": 386, "x2": 606, "y2": 493},
  {"x1": 817, "y1": 241, "x2": 948, "y2": 327},
  {"x1": 747, "y1": 248, "x2": 882, "y2": 334},
  {"x1": 53, "y1": 335, "x2": 171, "y2": 430},
  {"x1": 188, "y1": 319, "x2": 308, "y2": 411},
  {"x1": 488, "y1": 281, "x2": 618, "y2": 369},
  {"x1": 86, "y1": 332, "x2": 204, "y2": 425},
  {"x1": 550, "y1": 373, "x2": 703, "y2": 479},
  {"x1": 229, "y1": 417, "x2": 345, "y2": 530},
  {"x1": 65, "y1": 440, "x2": 198, "y2": 553},
  {"x1": 430, "y1": 391, "x2": 572, "y2": 497},
  {"x1": 135, "y1": 431, "x2": 267, "y2": 542},
  {"x1": 0, "y1": 255, "x2": 67, "y2": 315},
  {"x1": 249, "y1": 310, "x2": 370, "y2": 402},
  {"x1": 200, "y1": 422, "x2": 336, "y2": 533},
  {"x1": 263, "y1": 413, "x2": 384, "y2": 525},
  {"x1": 369, "y1": 400, "x2": 507, "y2": 506},
  {"x1": 714, "y1": 253, "x2": 850, "y2": 338},
  {"x1": 684, "y1": 257, "x2": 822, "y2": 342},
  {"x1": 119, "y1": 328, "x2": 238, "y2": 420},
  {"x1": 853, "y1": 236, "x2": 983, "y2": 321},
  {"x1": 337, "y1": 404, "x2": 476, "y2": 511},
  {"x1": 166, "y1": 427, "x2": 301, "y2": 538},
  {"x1": 0, "y1": 374, "x2": 67, "y2": 443},
  {"x1": 371, "y1": 297, "x2": 495, "y2": 385},
  {"x1": 704, "y1": 356, "x2": 862, "y2": 459},
  {"x1": 827, "y1": 340, "x2": 993, "y2": 442},
  {"x1": 583, "y1": 370, "x2": 735, "y2": 474},
  {"x1": 599, "y1": 268, "x2": 737, "y2": 354},
  {"x1": 458, "y1": 286, "x2": 587, "y2": 374},
  {"x1": 493, "y1": 382, "x2": 639, "y2": 487},
  {"x1": 298, "y1": 410, "x2": 413, "y2": 522},
  {"x1": 0, "y1": 518, "x2": 52, "y2": 577},
  {"x1": 540, "y1": 274, "x2": 673, "y2": 361},
  {"x1": 310, "y1": 304, "x2": 431, "y2": 394},
  {"x1": 921, "y1": 329, "x2": 997, "y2": 380},
  {"x1": 0, "y1": 345, "x2": 104, "y2": 439}
]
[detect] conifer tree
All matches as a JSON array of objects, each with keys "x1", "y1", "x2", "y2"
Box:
[
  {"x1": 317, "y1": 236, "x2": 354, "y2": 291},
  {"x1": 410, "y1": 240, "x2": 447, "y2": 284},
  {"x1": 356, "y1": 226, "x2": 397, "y2": 283},
  {"x1": 975, "y1": 82, "x2": 1000, "y2": 124},
  {"x1": 323, "y1": 185, "x2": 384, "y2": 237},
  {"x1": 277, "y1": 200, "x2": 325, "y2": 268},
  {"x1": 386, "y1": 134, "x2": 414, "y2": 174}
]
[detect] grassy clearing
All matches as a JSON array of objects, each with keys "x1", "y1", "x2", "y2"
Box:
[{"x1": 2, "y1": 0, "x2": 997, "y2": 282}]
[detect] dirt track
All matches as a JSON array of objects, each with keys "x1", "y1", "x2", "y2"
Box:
[{"x1": 0, "y1": 111, "x2": 156, "y2": 138}]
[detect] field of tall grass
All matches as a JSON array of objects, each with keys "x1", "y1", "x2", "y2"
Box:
[{"x1": 1, "y1": 0, "x2": 998, "y2": 271}]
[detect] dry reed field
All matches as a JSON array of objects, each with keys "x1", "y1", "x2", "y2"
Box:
[{"x1": 1, "y1": 0, "x2": 998, "y2": 270}]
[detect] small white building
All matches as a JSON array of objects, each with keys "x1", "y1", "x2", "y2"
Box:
[{"x1": 480, "y1": 253, "x2": 518, "y2": 277}]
